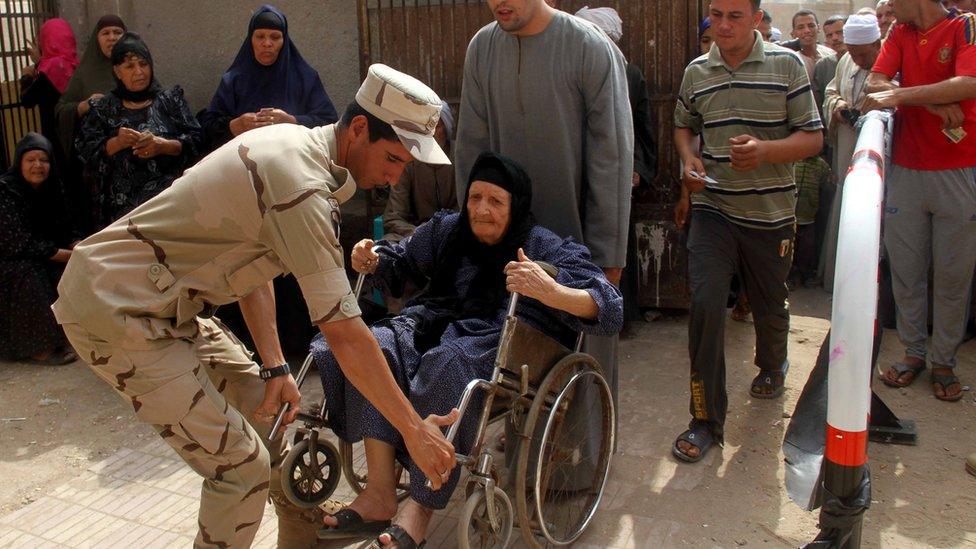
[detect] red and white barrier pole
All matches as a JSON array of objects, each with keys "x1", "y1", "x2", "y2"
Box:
[{"x1": 811, "y1": 110, "x2": 889, "y2": 548}]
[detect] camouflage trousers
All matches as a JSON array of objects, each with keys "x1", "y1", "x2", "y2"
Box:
[{"x1": 62, "y1": 317, "x2": 322, "y2": 548}]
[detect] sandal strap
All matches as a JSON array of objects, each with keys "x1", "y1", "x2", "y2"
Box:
[
  {"x1": 891, "y1": 362, "x2": 925, "y2": 375},
  {"x1": 378, "y1": 524, "x2": 422, "y2": 549},
  {"x1": 331, "y1": 508, "x2": 364, "y2": 529},
  {"x1": 677, "y1": 424, "x2": 713, "y2": 451},
  {"x1": 930, "y1": 372, "x2": 960, "y2": 386}
]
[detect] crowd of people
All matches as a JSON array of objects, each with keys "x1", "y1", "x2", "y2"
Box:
[
  {"x1": 2, "y1": 0, "x2": 975, "y2": 547},
  {"x1": 681, "y1": 0, "x2": 976, "y2": 475}
]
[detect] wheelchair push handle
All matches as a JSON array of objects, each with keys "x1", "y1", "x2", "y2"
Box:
[{"x1": 269, "y1": 272, "x2": 368, "y2": 439}]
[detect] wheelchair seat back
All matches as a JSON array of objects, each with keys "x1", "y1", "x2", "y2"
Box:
[{"x1": 495, "y1": 317, "x2": 573, "y2": 387}]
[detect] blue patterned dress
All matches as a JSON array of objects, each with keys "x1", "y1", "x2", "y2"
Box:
[{"x1": 311, "y1": 212, "x2": 622, "y2": 509}]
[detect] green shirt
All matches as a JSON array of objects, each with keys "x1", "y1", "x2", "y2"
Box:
[
  {"x1": 675, "y1": 31, "x2": 823, "y2": 229},
  {"x1": 793, "y1": 155, "x2": 829, "y2": 225}
]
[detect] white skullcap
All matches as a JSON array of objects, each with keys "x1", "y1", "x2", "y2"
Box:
[
  {"x1": 771, "y1": 27, "x2": 783, "y2": 41},
  {"x1": 876, "y1": 0, "x2": 889, "y2": 8},
  {"x1": 575, "y1": 6, "x2": 623, "y2": 42},
  {"x1": 844, "y1": 13, "x2": 881, "y2": 45}
]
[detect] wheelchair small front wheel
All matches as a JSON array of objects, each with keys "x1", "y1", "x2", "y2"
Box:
[
  {"x1": 280, "y1": 437, "x2": 342, "y2": 508},
  {"x1": 458, "y1": 486, "x2": 514, "y2": 549}
]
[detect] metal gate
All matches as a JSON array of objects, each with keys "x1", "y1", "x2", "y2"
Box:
[
  {"x1": 357, "y1": 0, "x2": 707, "y2": 308},
  {"x1": 0, "y1": 0, "x2": 58, "y2": 169}
]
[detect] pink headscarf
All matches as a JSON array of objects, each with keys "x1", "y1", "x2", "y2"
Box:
[{"x1": 36, "y1": 18, "x2": 79, "y2": 93}]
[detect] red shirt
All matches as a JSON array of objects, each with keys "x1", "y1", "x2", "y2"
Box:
[{"x1": 873, "y1": 11, "x2": 976, "y2": 170}]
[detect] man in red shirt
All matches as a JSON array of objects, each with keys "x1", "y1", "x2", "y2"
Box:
[{"x1": 864, "y1": 0, "x2": 976, "y2": 402}]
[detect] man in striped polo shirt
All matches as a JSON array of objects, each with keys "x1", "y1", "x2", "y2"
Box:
[{"x1": 671, "y1": 0, "x2": 824, "y2": 463}]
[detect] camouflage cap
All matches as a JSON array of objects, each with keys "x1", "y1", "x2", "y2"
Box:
[{"x1": 355, "y1": 64, "x2": 450, "y2": 165}]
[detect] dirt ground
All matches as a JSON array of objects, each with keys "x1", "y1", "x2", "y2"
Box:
[{"x1": 1, "y1": 287, "x2": 974, "y2": 547}]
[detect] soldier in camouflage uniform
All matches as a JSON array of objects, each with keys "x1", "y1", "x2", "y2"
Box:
[{"x1": 53, "y1": 64, "x2": 457, "y2": 548}]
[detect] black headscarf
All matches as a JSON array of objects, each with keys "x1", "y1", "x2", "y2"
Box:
[
  {"x1": 1, "y1": 133, "x2": 73, "y2": 246},
  {"x1": 96, "y1": 14, "x2": 126, "y2": 33},
  {"x1": 251, "y1": 9, "x2": 286, "y2": 32},
  {"x1": 410, "y1": 151, "x2": 537, "y2": 351},
  {"x1": 208, "y1": 5, "x2": 321, "y2": 117},
  {"x1": 109, "y1": 32, "x2": 162, "y2": 102},
  {"x1": 4, "y1": 132, "x2": 54, "y2": 181}
]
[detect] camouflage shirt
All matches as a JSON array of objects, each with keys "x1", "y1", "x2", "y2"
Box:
[{"x1": 53, "y1": 123, "x2": 361, "y2": 348}]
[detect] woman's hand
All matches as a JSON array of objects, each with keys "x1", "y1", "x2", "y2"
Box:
[
  {"x1": 106, "y1": 127, "x2": 141, "y2": 156},
  {"x1": 256, "y1": 108, "x2": 296, "y2": 126},
  {"x1": 132, "y1": 131, "x2": 181, "y2": 159},
  {"x1": 26, "y1": 39, "x2": 40, "y2": 64},
  {"x1": 505, "y1": 248, "x2": 558, "y2": 302},
  {"x1": 116, "y1": 127, "x2": 141, "y2": 148},
  {"x1": 229, "y1": 112, "x2": 270, "y2": 136},
  {"x1": 351, "y1": 239, "x2": 380, "y2": 275},
  {"x1": 77, "y1": 93, "x2": 104, "y2": 117},
  {"x1": 133, "y1": 132, "x2": 159, "y2": 158},
  {"x1": 21, "y1": 65, "x2": 37, "y2": 79}
]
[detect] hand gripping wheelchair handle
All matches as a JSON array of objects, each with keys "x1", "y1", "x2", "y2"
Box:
[{"x1": 269, "y1": 272, "x2": 368, "y2": 440}]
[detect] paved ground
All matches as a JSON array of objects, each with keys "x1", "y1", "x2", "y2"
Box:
[{"x1": 1, "y1": 287, "x2": 975, "y2": 548}]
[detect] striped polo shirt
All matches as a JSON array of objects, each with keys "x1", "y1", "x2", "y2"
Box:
[{"x1": 674, "y1": 31, "x2": 823, "y2": 229}]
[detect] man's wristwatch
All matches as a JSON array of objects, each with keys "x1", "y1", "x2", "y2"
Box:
[{"x1": 259, "y1": 362, "x2": 291, "y2": 381}]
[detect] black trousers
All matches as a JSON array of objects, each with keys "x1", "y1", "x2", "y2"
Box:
[{"x1": 686, "y1": 210, "x2": 794, "y2": 439}]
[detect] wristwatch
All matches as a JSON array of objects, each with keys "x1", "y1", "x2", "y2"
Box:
[{"x1": 259, "y1": 362, "x2": 291, "y2": 381}]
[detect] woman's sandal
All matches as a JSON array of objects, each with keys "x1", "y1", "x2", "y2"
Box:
[
  {"x1": 881, "y1": 361, "x2": 925, "y2": 388},
  {"x1": 931, "y1": 371, "x2": 964, "y2": 402},
  {"x1": 750, "y1": 362, "x2": 789, "y2": 399},
  {"x1": 671, "y1": 422, "x2": 715, "y2": 463},
  {"x1": 317, "y1": 508, "x2": 392, "y2": 540},
  {"x1": 372, "y1": 524, "x2": 426, "y2": 549}
]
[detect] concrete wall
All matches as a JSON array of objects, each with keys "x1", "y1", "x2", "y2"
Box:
[{"x1": 57, "y1": 0, "x2": 361, "y2": 116}]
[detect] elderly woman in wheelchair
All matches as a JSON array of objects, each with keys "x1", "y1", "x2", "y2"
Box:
[{"x1": 314, "y1": 152, "x2": 622, "y2": 548}]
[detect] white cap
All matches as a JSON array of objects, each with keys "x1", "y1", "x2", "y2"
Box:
[
  {"x1": 844, "y1": 14, "x2": 881, "y2": 45},
  {"x1": 355, "y1": 64, "x2": 450, "y2": 165},
  {"x1": 575, "y1": 6, "x2": 623, "y2": 42}
]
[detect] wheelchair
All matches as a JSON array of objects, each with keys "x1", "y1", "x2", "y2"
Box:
[{"x1": 271, "y1": 267, "x2": 616, "y2": 548}]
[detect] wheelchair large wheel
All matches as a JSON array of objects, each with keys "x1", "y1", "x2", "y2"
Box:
[
  {"x1": 281, "y1": 437, "x2": 342, "y2": 508},
  {"x1": 514, "y1": 353, "x2": 615, "y2": 547},
  {"x1": 338, "y1": 440, "x2": 411, "y2": 501},
  {"x1": 458, "y1": 486, "x2": 514, "y2": 549}
]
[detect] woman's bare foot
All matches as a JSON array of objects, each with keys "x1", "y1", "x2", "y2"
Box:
[
  {"x1": 322, "y1": 486, "x2": 397, "y2": 527},
  {"x1": 378, "y1": 500, "x2": 433, "y2": 547}
]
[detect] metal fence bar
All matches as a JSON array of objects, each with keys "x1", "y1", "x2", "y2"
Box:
[{"x1": 0, "y1": 0, "x2": 54, "y2": 169}]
